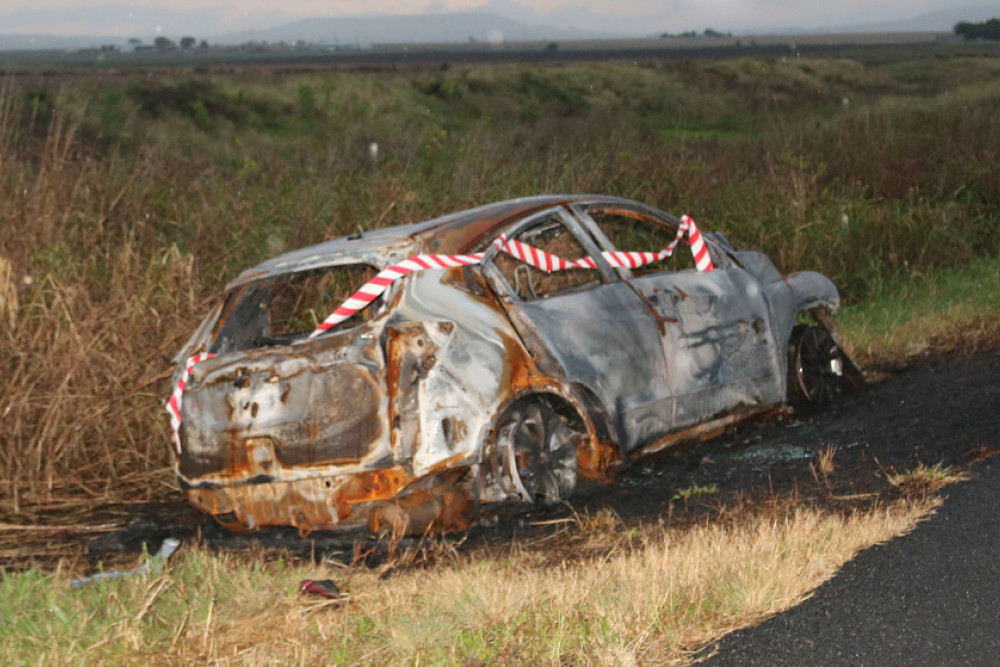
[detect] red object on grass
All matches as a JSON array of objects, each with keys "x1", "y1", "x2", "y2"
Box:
[{"x1": 298, "y1": 579, "x2": 342, "y2": 599}]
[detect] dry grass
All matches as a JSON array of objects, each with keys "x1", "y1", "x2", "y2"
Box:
[
  {"x1": 0, "y1": 495, "x2": 939, "y2": 664},
  {"x1": 0, "y1": 256, "x2": 16, "y2": 332},
  {"x1": 813, "y1": 444, "x2": 838, "y2": 480},
  {"x1": 0, "y1": 239, "x2": 202, "y2": 510}
]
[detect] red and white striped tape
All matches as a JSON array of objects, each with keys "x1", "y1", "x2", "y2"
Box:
[
  {"x1": 309, "y1": 251, "x2": 489, "y2": 336},
  {"x1": 167, "y1": 216, "x2": 712, "y2": 450},
  {"x1": 166, "y1": 352, "x2": 214, "y2": 454},
  {"x1": 309, "y1": 214, "x2": 712, "y2": 336}
]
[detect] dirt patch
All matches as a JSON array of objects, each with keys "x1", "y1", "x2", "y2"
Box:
[{"x1": 4, "y1": 337, "x2": 999, "y2": 574}]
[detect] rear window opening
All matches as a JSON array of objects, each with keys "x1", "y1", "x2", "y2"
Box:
[{"x1": 210, "y1": 264, "x2": 385, "y2": 353}]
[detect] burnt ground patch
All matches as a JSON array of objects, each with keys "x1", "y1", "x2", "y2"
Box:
[{"x1": 5, "y1": 341, "x2": 999, "y2": 575}]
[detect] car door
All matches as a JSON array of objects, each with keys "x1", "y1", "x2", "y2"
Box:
[
  {"x1": 480, "y1": 206, "x2": 674, "y2": 453},
  {"x1": 574, "y1": 201, "x2": 784, "y2": 430}
]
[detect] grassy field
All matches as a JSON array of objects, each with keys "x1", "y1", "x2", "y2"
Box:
[
  {"x1": 1, "y1": 53, "x2": 998, "y2": 504},
  {"x1": 0, "y1": 49, "x2": 999, "y2": 663}
]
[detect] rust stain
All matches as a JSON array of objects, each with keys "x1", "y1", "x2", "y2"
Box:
[
  {"x1": 368, "y1": 483, "x2": 473, "y2": 535},
  {"x1": 576, "y1": 437, "x2": 620, "y2": 480},
  {"x1": 414, "y1": 199, "x2": 567, "y2": 255},
  {"x1": 636, "y1": 406, "x2": 781, "y2": 459},
  {"x1": 333, "y1": 468, "x2": 412, "y2": 520},
  {"x1": 385, "y1": 328, "x2": 404, "y2": 435},
  {"x1": 494, "y1": 328, "x2": 539, "y2": 397},
  {"x1": 303, "y1": 420, "x2": 320, "y2": 442},
  {"x1": 184, "y1": 466, "x2": 415, "y2": 532},
  {"x1": 635, "y1": 416, "x2": 743, "y2": 458}
]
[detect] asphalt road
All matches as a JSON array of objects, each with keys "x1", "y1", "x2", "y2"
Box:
[{"x1": 707, "y1": 449, "x2": 1000, "y2": 665}]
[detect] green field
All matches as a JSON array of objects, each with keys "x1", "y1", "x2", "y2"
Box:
[{"x1": 1, "y1": 46, "x2": 999, "y2": 663}]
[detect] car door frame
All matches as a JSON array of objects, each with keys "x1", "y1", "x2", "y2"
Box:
[
  {"x1": 478, "y1": 205, "x2": 677, "y2": 454},
  {"x1": 570, "y1": 199, "x2": 785, "y2": 431}
]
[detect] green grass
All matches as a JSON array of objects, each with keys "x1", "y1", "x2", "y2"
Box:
[
  {"x1": 887, "y1": 462, "x2": 971, "y2": 494},
  {"x1": 839, "y1": 255, "x2": 1000, "y2": 360},
  {"x1": 673, "y1": 483, "x2": 720, "y2": 501}
]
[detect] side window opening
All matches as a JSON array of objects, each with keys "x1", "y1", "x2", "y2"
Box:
[
  {"x1": 587, "y1": 209, "x2": 697, "y2": 275},
  {"x1": 493, "y1": 218, "x2": 601, "y2": 300},
  {"x1": 211, "y1": 264, "x2": 383, "y2": 353}
]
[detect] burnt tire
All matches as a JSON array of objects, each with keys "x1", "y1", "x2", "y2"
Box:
[
  {"x1": 787, "y1": 324, "x2": 861, "y2": 408},
  {"x1": 492, "y1": 398, "x2": 579, "y2": 505}
]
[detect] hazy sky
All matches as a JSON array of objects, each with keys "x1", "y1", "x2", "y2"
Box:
[{"x1": 0, "y1": 0, "x2": 979, "y2": 38}]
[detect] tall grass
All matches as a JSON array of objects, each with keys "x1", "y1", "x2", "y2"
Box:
[{"x1": 1, "y1": 55, "x2": 999, "y2": 507}]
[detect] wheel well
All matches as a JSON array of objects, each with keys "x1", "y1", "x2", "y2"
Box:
[
  {"x1": 566, "y1": 383, "x2": 615, "y2": 445},
  {"x1": 498, "y1": 392, "x2": 587, "y2": 435},
  {"x1": 800, "y1": 305, "x2": 841, "y2": 340},
  {"x1": 486, "y1": 390, "x2": 610, "y2": 462},
  {"x1": 521, "y1": 389, "x2": 622, "y2": 477}
]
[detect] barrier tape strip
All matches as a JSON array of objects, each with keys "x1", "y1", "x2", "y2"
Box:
[
  {"x1": 308, "y1": 250, "x2": 492, "y2": 336},
  {"x1": 167, "y1": 352, "x2": 214, "y2": 454},
  {"x1": 309, "y1": 214, "x2": 712, "y2": 335},
  {"x1": 166, "y1": 215, "x2": 712, "y2": 448}
]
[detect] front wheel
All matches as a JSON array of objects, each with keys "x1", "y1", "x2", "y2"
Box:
[
  {"x1": 491, "y1": 398, "x2": 580, "y2": 505},
  {"x1": 787, "y1": 325, "x2": 860, "y2": 408}
]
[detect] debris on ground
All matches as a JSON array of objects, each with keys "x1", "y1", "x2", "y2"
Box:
[
  {"x1": 71, "y1": 538, "x2": 180, "y2": 588},
  {"x1": 298, "y1": 578, "x2": 343, "y2": 599}
]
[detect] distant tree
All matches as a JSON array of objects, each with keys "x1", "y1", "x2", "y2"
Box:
[
  {"x1": 704, "y1": 28, "x2": 725, "y2": 38},
  {"x1": 545, "y1": 42, "x2": 559, "y2": 51},
  {"x1": 153, "y1": 36, "x2": 175, "y2": 51},
  {"x1": 983, "y1": 17, "x2": 999, "y2": 38},
  {"x1": 199, "y1": 40, "x2": 209, "y2": 49},
  {"x1": 955, "y1": 18, "x2": 1000, "y2": 40},
  {"x1": 128, "y1": 37, "x2": 142, "y2": 45},
  {"x1": 180, "y1": 36, "x2": 196, "y2": 50}
]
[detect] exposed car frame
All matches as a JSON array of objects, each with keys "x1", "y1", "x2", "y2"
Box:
[{"x1": 169, "y1": 195, "x2": 858, "y2": 537}]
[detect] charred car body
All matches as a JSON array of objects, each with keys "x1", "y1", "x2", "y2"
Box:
[{"x1": 169, "y1": 195, "x2": 858, "y2": 536}]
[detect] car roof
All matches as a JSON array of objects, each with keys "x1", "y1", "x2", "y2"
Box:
[{"x1": 228, "y1": 194, "x2": 612, "y2": 287}]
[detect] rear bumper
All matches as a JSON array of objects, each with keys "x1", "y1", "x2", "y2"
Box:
[{"x1": 181, "y1": 465, "x2": 474, "y2": 537}]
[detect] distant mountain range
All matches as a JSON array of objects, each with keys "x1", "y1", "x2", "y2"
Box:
[
  {"x1": 0, "y1": 4, "x2": 997, "y2": 51},
  {"x1": 796, "y1": 5, "x2": 999, "y2": 35},
  {"x1": 215, "y1": 12, "x2": 621, "y2": 47}
]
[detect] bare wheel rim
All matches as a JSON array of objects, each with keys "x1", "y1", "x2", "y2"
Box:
[
  {"x1": 793, "y1": 326, "x2": 844, "y2": 406},
  {"x1": 495, "y1": 401, "x2": 578, "y2": 504}
]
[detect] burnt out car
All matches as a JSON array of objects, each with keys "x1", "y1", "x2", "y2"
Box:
[{"x1": 168, "y1": 195, "x2": 858, "y2": 536}]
